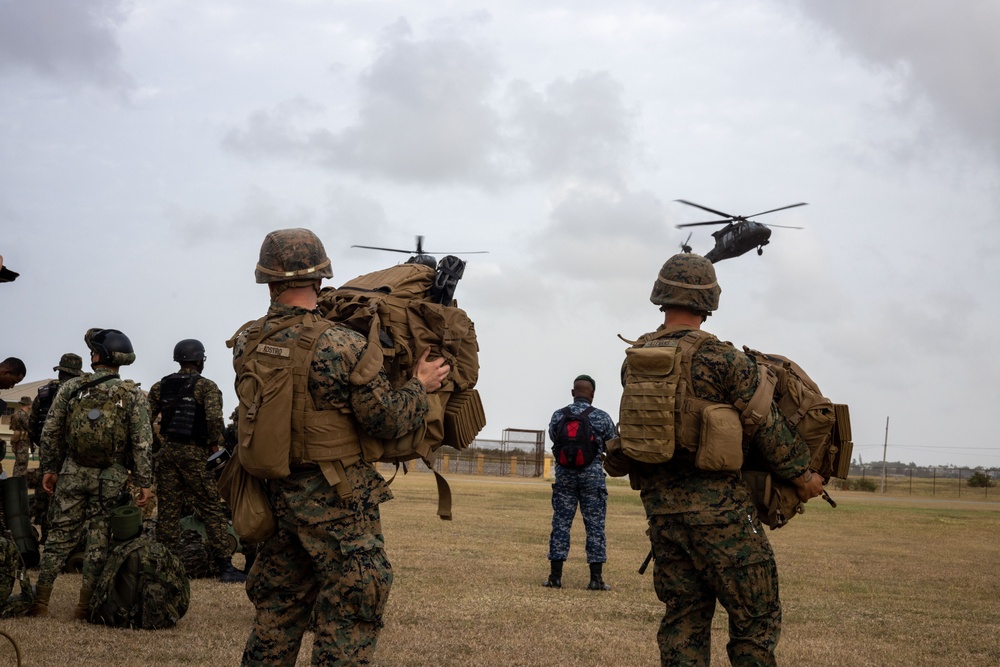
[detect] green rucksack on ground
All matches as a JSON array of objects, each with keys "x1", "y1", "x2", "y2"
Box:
[{"x1": 89, "y1": 535, "x2": 190, "y2": 629}]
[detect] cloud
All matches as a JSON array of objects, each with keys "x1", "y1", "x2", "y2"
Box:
[
  {"x1": 787, "y1": 0, "x2": 1000, "y2": 161},
  {"x1": 224, "y1": 19, "x2": 640, "y2": 190},
  {"x1": 224, "y1": 18, "x2": 504, "y2": 185},
  {"x1": 0, "y1": 0, "x2": 133, "y2": 92},
  {"x1": 166, "y1": 185, "x2": 318, "y2": 245},
  {"x1": 505, "y1": 71, "x2": 637, "y2": 185},
  {"x1": 533, "y1": 184, "x2": 667, "y2": 277}
]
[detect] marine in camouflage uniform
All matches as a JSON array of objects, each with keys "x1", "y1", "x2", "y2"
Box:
[
  {"x1": 544, "y1": 375, "x2": 617, "y2": 590},
  {"x1": 607, "y1": 254, "x2": 825, "y2": 667},
  {"x1": 148, "y1": 339, "x2": 245, "y2": 583},
  {"x1": 9, "y1": 397, "x2": 32, "y2": 477},
  {"x1": 235, "y1": 228, "x2": 450, "y2": 667},
  {"x1": 29, "y1": 329, "x2": 154, "y2": 620}
]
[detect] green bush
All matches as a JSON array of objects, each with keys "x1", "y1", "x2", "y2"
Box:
[
  {"x1": 967, "y1": 471, "x2": 994, "y2": 488},
  {"x1": 830, "y1": 477, "x2": 877, "y2": 492},
  {"x1": 848, "y1": 477, "x2": 878, "y2": 493}
]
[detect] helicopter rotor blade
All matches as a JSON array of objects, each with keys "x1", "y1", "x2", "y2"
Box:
[
  {"x1": 351, "y1": 245, "x2": 414, "y2": 254},
  {"x1": 675, "y1": 199, "x2": 737, "y2": 219},
  {"x1": 746, "y1": 202, "x2": 808, "y2": 218},
  {"x1": 415, "y1": 235, "x2": 424, "y2": 254},
  {"x1": 676, "y1": 220, "x2": 731, "y2": 228}
]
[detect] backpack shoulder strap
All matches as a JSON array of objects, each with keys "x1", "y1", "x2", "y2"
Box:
[
  {"x1": 734, "y1": 362, "x2": 778, "y2": 437},
  {"x1": 71, "y1": 373, "x2": 119, "y2": 400}
]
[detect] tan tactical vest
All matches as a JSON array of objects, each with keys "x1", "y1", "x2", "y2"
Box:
[
  {"x1": 228, "y1": 313, "x2": 363, "y2": 496},
  {"x1": 614, "y1": 329, "x2": 775, "y2": 472}
]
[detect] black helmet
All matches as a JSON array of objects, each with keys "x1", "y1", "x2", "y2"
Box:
[
  {"x1": 173, "y1": 339, "x2": 206, "y2": 363},
  {"x1": 86, "y1": 328, "x2": 136, "y2": 366}
]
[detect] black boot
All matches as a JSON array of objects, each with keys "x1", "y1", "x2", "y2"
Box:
[
  {"x1": 588, "y1": 562, "x2": 611, "y2": 591},
  {"x1": 543, "y1": 559, "x2": 563, "y2": 588},
  {"x1": 217, "y1": 557, "x2": 248, "y2": 584}
]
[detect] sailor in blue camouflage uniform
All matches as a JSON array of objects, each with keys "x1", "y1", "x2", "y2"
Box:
[
  {"x1": 233, "y1": 228, "x2": 450, "y2": 667},
  {"x1": 544, "y1": 374, "x2": 617, "y2": 591},
  {"x1": 605, "y1": 253, "x2": 825, "y2": 667},
  {"x1": 28, "y1": 329, "x2": 153, "y2": 620}
]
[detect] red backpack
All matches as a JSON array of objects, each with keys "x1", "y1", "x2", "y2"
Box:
[{"x1": 552, "y1": 407, "x2": 598, "y2": 468}]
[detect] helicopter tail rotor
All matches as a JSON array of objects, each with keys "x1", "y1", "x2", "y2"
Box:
[{"x1": 680, "y1": 232, "x2": 693, "y2": 254}]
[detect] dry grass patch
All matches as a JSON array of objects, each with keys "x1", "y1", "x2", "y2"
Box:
[{"x1": 2, "y1": 477, "x2": 999, "y2": 666}]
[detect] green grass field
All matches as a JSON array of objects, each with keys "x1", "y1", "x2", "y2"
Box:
[{"x1": 2, "y1": 473, "x2": 999, "y2": 666}]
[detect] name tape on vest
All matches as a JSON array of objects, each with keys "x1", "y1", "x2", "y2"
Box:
[{"x1": 256, "y1": 343, "x2": 291, "y2": 358}]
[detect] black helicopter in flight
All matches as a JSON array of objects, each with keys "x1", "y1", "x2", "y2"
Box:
[
  {"x1": 351, "y1": 235, "x2": 489, "y2": 305},
  {"x1": 351, "y1": 235, "x2": 488, "y2": 268},
  {"x1": 675, "y1": 199, "x2": 807, "y2": 263}
]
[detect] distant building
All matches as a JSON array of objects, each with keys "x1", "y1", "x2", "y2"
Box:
[{"x1": 1, "y1": 378, "x2": 53, "y2": 441}]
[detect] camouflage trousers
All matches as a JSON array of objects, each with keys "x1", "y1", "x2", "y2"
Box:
[
  {"x1": 37, "y1": 459, "x2": 129, "y2": 590},
  {"x1": 11, "y1": 438, "x2": 30, "y2": 477},
  {"x1": 647, "y1": 508, "x2": 781, "y2": 667},
  {"x1": 155, "y1": 443, "x2": 231, "y2": 562},
  {"x1": 548, "y1": 461, "x2": 608, "y2": 563},
  {"x1": 242, "y1": 496, "x2": 392, "y2": 666},
  {"x1": 0, "y1": 534, "x2": 32, "y2": 618}
]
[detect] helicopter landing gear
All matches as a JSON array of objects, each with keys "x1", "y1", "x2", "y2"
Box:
[{"x1": 757, "y1": 247, "x2": 763, "y2": 256}]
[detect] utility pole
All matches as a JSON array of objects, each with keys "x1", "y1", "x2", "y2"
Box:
[{"x1": 881, "y1": 416, "x2": 889, "y2": 494}]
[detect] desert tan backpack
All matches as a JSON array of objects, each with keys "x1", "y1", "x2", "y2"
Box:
[
  {"x1": 740, "y1": 347, "x2": 853, "y2": 528},
  {"x1": 317, "y1": 262, "x2": 486, "y2": 519}
]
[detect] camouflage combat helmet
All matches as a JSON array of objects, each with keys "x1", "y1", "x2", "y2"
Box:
[
  {"x1": 650, "y1": 253, "x2": 721, "y2": 313},
  {"x1": 53, "y1": 353, "x2": 84, "y2": 376},
  {"x1": 173, "y1": 339, "x2": 206, "y2": 363},
  {"x1": 85, "y1": 328, "x2": 136, "y2": 367},
  {"x1": 255, "y1": 228, "x2": 333, "y2": 284}
]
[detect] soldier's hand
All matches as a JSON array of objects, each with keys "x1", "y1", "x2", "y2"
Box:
[
  {"x1": 413, "y1": 347, "x2": 450, "y2": 393},
  {"x1": 135, "y1": 487, "x2": 153, "y2": 507},
  {"x1": 792, "y1": 469, "x2": 824, "y2": 502},
  {"x1": 42, "y1": 473, "x2": 58, "y2": 496}
]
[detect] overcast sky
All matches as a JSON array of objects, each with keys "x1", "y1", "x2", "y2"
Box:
[{"x1": 2, "y1": 0, "x2": 998, "y2": 468}]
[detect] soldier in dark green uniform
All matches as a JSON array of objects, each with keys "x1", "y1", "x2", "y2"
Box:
[
  {"x1": 607, "y1": 253, "x2": 825, "y2": 667},
  {"x1": 28, "y1": 329, "x2": 153, "y2": 620},
  {"x1": 148, "y1": 338, "x2": 246, "y2": 583},
  {"x1": 9, "y1": 397, "x2": 32, "y2": 477},
  {"x1": 27, "y1": 353, "x2": 84, "y2": 545},
  {"x1": 29, "y1": 353, "x2": 85, "y2": 451},
  {"x1": 233, "y1": 228, "x2": 450, "y2": 666}
]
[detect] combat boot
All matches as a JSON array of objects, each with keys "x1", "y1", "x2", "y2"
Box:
[
  {"x1": 543, "y1": 559, "x2": 563, "y2": 589},
  {"x1": 217, "y1": 558, "x2": 248, "y2": 584},
  {"x1": 73, "y1": 586, "x2": 94, "y2": 620},
  {"x1": 587, "y1": 562, "x2": 611, "y2": 591},
  {"x1": 27, "y1": 584, "x2": 52, "y2": 617}
]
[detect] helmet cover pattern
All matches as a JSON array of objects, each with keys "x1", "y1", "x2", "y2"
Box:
[
  {"x1": 649, "y1": 253, "x2": 721, "y2": 312},
  {"x1": 255, "y1": 228, "x2": 334, "y2": 284}
]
